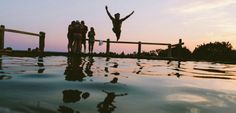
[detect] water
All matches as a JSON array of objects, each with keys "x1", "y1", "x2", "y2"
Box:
[{"x1": 0, "y1": 55, "x2": 236, "y2": 113}]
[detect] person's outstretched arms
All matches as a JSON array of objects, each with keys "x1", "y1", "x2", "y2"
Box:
[
  {"x1": 121, "y1": 11, "x2": 134, "y2": 21},
  {"x1": 105, "y1": 6, "x2": 114, "y2": 20}
]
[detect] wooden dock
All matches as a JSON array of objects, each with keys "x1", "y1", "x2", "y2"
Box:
[{"x1": 0, "y1": 25, "x2": 184, "y2": 60}]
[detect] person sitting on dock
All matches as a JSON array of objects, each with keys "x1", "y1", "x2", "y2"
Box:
[
  {"x1": 81, "y1": 21, "x2": 88, "y2": 53},
  {"x1": 88, "y1": 27, "x2": 96, "y2": 54},
  {"x1": 105, "y1": 6, "x2": 134, "y2": 41}
]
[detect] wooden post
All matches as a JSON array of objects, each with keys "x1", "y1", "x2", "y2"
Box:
[
  {"x1": 178, "y1": 39, "x2": 182, "y2": 58},
  {"x1": 138, "y1": 41, "x2": 141, "y2": 55},
  {"x1": 168, "y1": 44, "x2": 172, "y2": 58},
  {"x1": 39, "y1": 32, "x2": 45, "y2": 52},
  {"x1": 106, "y1": 39, "x2": 110, "y2": 55},
  {"x1": 0, "y1": 25, "x2": 5, "y2": 50}
]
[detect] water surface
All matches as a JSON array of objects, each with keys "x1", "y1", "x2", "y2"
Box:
[{"x1": 0, "y1": 56, "x2": 236, "y2": 113}]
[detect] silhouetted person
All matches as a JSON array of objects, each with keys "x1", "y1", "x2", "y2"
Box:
[
  {"x1": 73, "y1": 20, "x2": 82, "y2": 53},
  {"x1": 97, "y1": 90, "x2": 128, "y2": 113},
  {"x1": 105, "y1": 6, "x2": 134, "y2": 41},
  {"x1": 67, "y1": 21, "x2": 76, "y2": 53},
  {"x1": 81, "y1": 21, "x2": 88, "y2": 53},
  {"x1": 88, "y1": 27, "x2": 96, "y2": 54}
]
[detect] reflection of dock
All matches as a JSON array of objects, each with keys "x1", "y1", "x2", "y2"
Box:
[
  {"x1": 0, "y1": 50, "x2": 181, "y2": 61},
  {"x1": 0, "y1": 25, "x2": 184, "y2": 60}
]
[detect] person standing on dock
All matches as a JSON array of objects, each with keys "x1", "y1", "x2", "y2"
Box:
[
  {"x1": 105, "y1": 6, "x2": 134, "y2": 41},
  {"x1": 73, "y1": 20, "x2": 82, "y2": 53},
  {"x1": 67, "y1": 21, "x2": 76, "y2": 53},
  {"x1": 88, "y1": 27, "x2": 96, "y2": 54},
  {"x1": 81, "y1": 21, "x2": 88, "y2": 53}
]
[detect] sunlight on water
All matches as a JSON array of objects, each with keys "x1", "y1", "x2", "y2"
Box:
[{"x1": 0, "y1": 55, "x2": 236, "y2": 113}]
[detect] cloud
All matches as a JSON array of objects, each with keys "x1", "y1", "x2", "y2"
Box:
[{"x1": 176, "y1": 0, "x2": 236, "y2": 13}]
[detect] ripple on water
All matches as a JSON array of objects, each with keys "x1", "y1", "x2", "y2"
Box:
[{"x1": 167, "y1": 93, "x2": 209, "y2": 103}]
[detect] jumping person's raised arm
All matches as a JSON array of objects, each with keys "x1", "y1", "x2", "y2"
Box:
[
  {"x1": 121, "y1": 11, "x2": 134, "y2": 21},
  {"x1": 105, "y1": 6, "x2": 114, "y2": 20}
]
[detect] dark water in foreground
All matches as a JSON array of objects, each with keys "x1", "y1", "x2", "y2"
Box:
[{"x1": 0, "y1": 56, "x2": 236, "y2": 113}]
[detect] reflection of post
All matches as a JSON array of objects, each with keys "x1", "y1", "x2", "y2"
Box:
[
  {"x1": 138, "y1": 41, "x2": 141, "y2": 56},
  {"x1": 0, "y1": 25, "x2": 5, "y2": 50},
  {"x1": 39, "y1": 32, "x2": 45, "y2": 52},
  {"x1": 106, "y1": 39, "x2": 110, "y2": 55},
  {"x1": 0, "y1": 55, "x2": 2, "y2": 70},
  {"x1": 37, "y1": 56, "x2": 45, "y2": 73}
]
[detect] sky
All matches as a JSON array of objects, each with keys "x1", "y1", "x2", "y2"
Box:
[{"x1": 0, "y1": 0, "x2": 236, "y2": 53}]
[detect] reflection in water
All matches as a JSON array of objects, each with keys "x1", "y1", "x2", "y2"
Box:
[
  {"x1": 37, "y1": 56, "x2": 45, "y2": 73},
  {"x1": 64, "y1": 55, "x2": 86, "y2": 81},
  {"x1": 136, "y1": 60, "x2": 143, "y2": 74},
  {"x1": 85, "y1": 57, "x2": 94, "y2": 77},
  {"x1": 0, "y1": 55, "x2": 2, "y2": 70},
  {"x1": 110, "y1": 77, "x2": 118, "y2": 83},
  {"x1": 0, "y1": 75, "x2": 12, "y2": 80},
  {"x1": 0, "y1": 55, "x2": 12, "y2": 80},
  {"x1": 63, "y1": 89, "x2": 90, "y2": 103},
  {"x1": 97, "y1": 90, "x2": 128, "y2": 113},
  {"x1": 58, "y1": 105, "x2": 80, "y2": 113},
  {"x1": 59, "y1": 89, "x2": 90, "y2": 113}
]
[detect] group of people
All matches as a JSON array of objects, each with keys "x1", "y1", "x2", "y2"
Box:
[
  {"x1": 67, "y1": 6, "x2": 134, "y2": 54},
  {"x1": 67, "y1": 20, "x2": 96, "y2": 54}
]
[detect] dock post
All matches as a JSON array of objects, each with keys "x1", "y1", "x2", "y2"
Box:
[
  {"x1": 0, "y1": 25, "x2": 5, "y2": 50},
  {"x1": 39, "y1": 32, "x2": 45, "y2": 52},
  {"x1": 106, "y1": 39, "x2": 110, "y2": 55},
  {"x1": 177, "y1": 39, "x2": 182, "y2": 58},
  {"x1": 138, "y1": 41, "x2": 142, "y2": 56},
  {"x1": 168, "y1": 44, "x2": 172, "y2": 58}
]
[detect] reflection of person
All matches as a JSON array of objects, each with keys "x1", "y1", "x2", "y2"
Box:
[
  {"x1": 97, "y1": 90, "x2": 127, "y2": 113},
  {"x1": 85, "y1": 57, "x2": 94, "y2": 77},
  {"x1": 58, "y1": 106, "x2": 80, "y2": 113},
  {"x1": 81, "y1": 21, "x2": 88, "y2": 53},
  {"x1": 105, "y1": 6, "x2": 134, "y2": 41},
  {"x1": 63, "y1": 89, "x2": 90, "y2": 103},
  {"x1": 88, "y1": 27, "x2": 96, "y2": 54},
  {"x1": 64, "y1": 55, "x2": 86, "y2": 81}
]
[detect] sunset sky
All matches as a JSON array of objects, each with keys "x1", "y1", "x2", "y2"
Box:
[{"x1": 1, "y1": 0, "x2": 236, "y2": 53}]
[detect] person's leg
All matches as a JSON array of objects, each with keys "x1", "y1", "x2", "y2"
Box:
[
  {"x1": 83, "y1": 36, "x2": 86, "y2": 53},
  {"x1": 116, "y1": 31, "x2": 121, "y2": 41},
  {"x1": 88, "y1": 42, "x2": 91, "y2": 53},
  {"x1": 91, "y1": 42, "x2": 94, "y2": 53},
  {"x1": 113, "y1": 28, "x2": 121, "y2": 41}
]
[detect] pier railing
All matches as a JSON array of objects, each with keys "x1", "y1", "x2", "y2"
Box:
[
  {"x1": 0, "y1": 24, "x2": 184, "y2": 58},
  {"x1": 91, "y1": 38, "x2": 184, "y2": 58},
  {"x1": 0, "y1": 25, "x2": 45, "y2": 52}
]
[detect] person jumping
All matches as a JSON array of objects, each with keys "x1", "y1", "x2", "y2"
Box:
[{"x1": 105, "y1": 6, "x2": 134, "y2": 41}]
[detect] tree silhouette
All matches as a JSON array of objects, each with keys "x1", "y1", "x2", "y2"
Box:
[{"x1": 192, "y1": 41, "x2": 233, "y2": 61}]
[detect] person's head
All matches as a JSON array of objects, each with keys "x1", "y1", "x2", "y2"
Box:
[
  {"x1": 90, "y1": 27, "x2": 94, "y2": 31},
  {"x1": 75, "y1": 20, "x2": 80, "y2": 24},
  {"x1": 114, "y1": 13, "x2": 120, "y2": 19},
  {"x1": 81, "y1": 21, "x2": 85, "y2": 25},
  {"x1": 71, "y1": 21, "x2": 76, "y2": 25}
]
